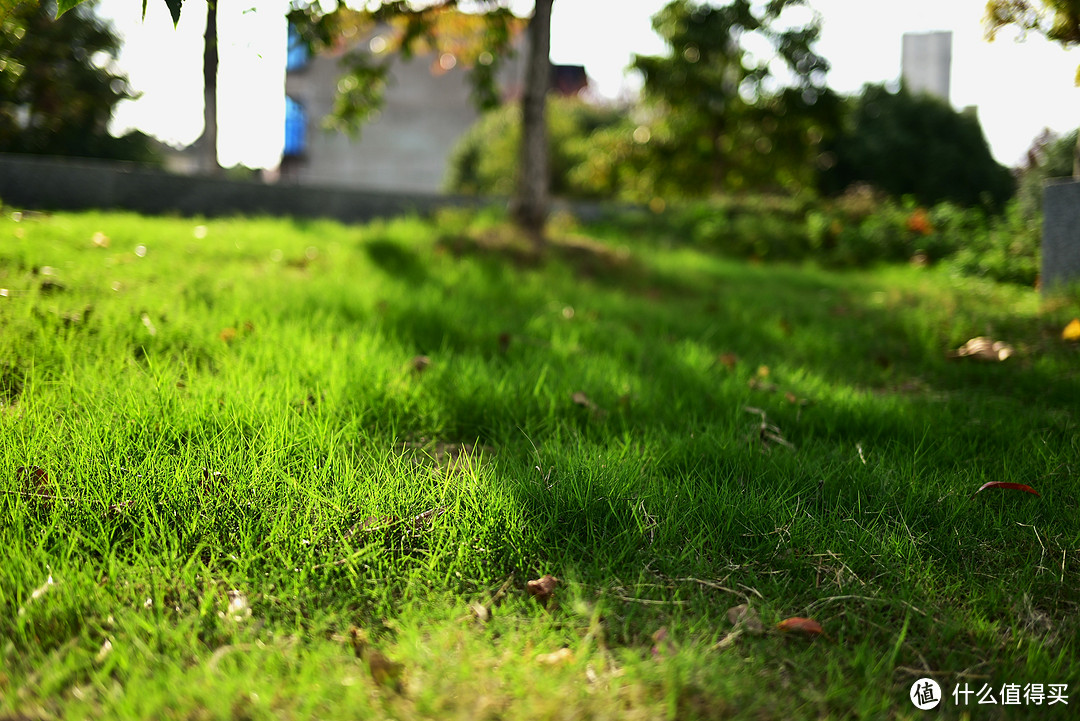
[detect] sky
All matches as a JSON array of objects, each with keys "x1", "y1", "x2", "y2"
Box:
[{"x1": 95, "y1": 0, "x2": 1080, "y2": 170}]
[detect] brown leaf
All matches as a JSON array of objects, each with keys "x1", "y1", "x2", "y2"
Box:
[
  {"x1": 219, "y1": 327, "x2": 237, "y2": 343},
  {"x1": 16, "y1": 465, "x2": 48, "y2": 487},
  {"x1": 526, "y1": 574, "x2": 559, "y2": 604},
  {"x1": 948, "y1": 336, "x2": 1013, "y2": 361},
  {"x1": 409, "y1": 355, "x2": 432, "y2": 373},
  {"x1": 717, "y1": 352, "x2": 738, "y2": 370},
  {"x1": 776, "y1": 617, "x2": 824, "y2": 636},
  {"x1": 726, "y1": 604, "x2": 764, "y2": 635}
]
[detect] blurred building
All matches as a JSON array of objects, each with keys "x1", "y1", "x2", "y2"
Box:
[
  {"x1": 282, "y1": 15, "x2": 589, "y2": 193},
  {"x1": 901, "y1": 31, "x2": 952, "y2": 103}
]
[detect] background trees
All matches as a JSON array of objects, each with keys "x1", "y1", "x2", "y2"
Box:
[
  {"x1": 820, "y1": 84, "x2": 1015, "y2": 210},
  {"x1": 0, "y1": 1, "x2": 157, "y2": 162}
]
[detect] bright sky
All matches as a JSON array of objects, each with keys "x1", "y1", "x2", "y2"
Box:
[{"x1": 96, "y1": 0, "x2": 1080, "y2": 170}]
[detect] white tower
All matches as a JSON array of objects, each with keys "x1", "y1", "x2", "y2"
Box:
[{"x1": 901, "y1": 31, "x2": 952, "y2": 103}]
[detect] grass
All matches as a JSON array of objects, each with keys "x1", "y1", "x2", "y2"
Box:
[{"x1": 1, "y1": 206, "x2": 1078, "y2": 720}]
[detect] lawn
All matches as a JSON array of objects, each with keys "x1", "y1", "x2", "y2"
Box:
[{"x1": 1, "y1": 207, "x2": 1078, "y2": 720}]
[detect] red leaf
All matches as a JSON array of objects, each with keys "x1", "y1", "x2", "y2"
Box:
[
  {"x1": 971, "y1": 481, "x2": 1041, "y2": 499},
  {"x1": 776, "y1": 617, "x2": 823, "y2": 635}
]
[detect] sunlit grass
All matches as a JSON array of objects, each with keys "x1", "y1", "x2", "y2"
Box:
[{"x1": 1, "y1": 208, "x2": 1078, "y2": 719}]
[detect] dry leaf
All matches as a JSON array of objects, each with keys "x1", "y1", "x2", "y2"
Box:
[
  {"x1": 948, "y1": 336, "x2": 1013, "y2": 361},
  {"x1": 776, "y1": 617, "x2": 824, "y2": 636},
  {"x1": 526, "y1": 574, "x2": 559, "y2": 604},
  {"x1": 1063, "y1": 319, "x2": 1080, "y2": 342},
  {"x1": 219, "y1": 327, "x2": 237, "y2": 343},
  {"x1": 410, "y1": 355, "x2": 431, "y2": 373},
  {"x1": 95, "y1": 638, "x2": 113, "y2": 663},
  {"x1": 350, "y1": 626, "x2": 404, "y2": 690},
  {"x1": 571, "y1": 391, "x2": 596, "y2": 409},
  {"x1": 726, "y1": 604, "x2": 764, "y2": 635},
  {"x1": 470, "y1": 603, "x2": 491, "y2": 623},
  {"x1": 718, "y1": 352, "x2": 738, "y2": 370},
  {"x1": 971, "y1": 481, "x2": 1041, "y2": 499},
  {"x1": 91, "y1": 232, "x2": 110, "y2": 248},
  {"x1": 536, "y1": 647, "x2": 573, "y2": 666}
]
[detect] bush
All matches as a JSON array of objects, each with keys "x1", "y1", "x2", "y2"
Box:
[{"x1": 445, "y1": 98, "x2": 627, "y2": 198}]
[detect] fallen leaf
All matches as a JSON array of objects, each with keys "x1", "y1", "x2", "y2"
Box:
[
  {"x1": 350, "y1": 626, "x2": 404, "y2": 690},
  {"x1": 536, "y1": 647, "x2": 573, "y2": 666},
  {"x1": 571, "y1": 391, "x2": 596, "y2": 409},
  {"x1": 717, "y1": 352, "x2": 738, "y2": 370},
  {"x1": 526, "y1": 574, "x2": 559, "y2": 604},
  {"x1": 971, "y1": 481, "x2": 1041, "y2": 499},
  {"x1": 948, "y1": 336, "x2": 1013, "y2": 361},
  {"x1": 91, "y1": 231, "x2": 110, "y2": 248},
  {"x1": 409, "y1": 355, "x2": 431, "y2": 373},
  {"x1": 469, "y1": 602, "x2": 491, "y2": 623},
  {"x1": 16, "y1": 465, "x2": 48, "y2": 487},
  {"x1": 1063, "y1": 319, "x2": 1080, "y2": 342},
  {"x1": 219, "y1": 327, "x2": 237, "y2": 343},
  {"x1": 726, "y1": 604, "x2": 764, "y2": 635},
  {"x1": 650, "y1": 626, "x2": 671, "y2": 657},
  {"x1": 776, "y1": 617, "x2": 824, "y2": 636}
]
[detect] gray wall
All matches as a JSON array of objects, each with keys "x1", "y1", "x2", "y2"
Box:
[{"x1": 0, "y1": 153, "x2": 483, "y2": 223}]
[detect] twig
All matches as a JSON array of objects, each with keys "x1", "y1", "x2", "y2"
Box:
[{"x1": 806, "y1": 594, "x2": 926, "y2": 617}]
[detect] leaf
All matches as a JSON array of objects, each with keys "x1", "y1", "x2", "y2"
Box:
[
  {"x1": 526, "y1": 574, "x2": 559, "y2": 604},
  {"x1": 55, "y1": 0, "x2": 82, "y2": 17},
  {"x1": 571, "y1": 391, "x2": 596, "y2": 409},
  {"x1": 164, "y1": 0, "x2": 183, "y2": 26},
  {"x1": 726, "y1": 604, "x2": 764, "y2": 635},
  {"x1": 92, "y1": 232, "x2": 110, "y2": 248},
  {"x1": 536, "y1": 647, "x2": 573, "y2": 666},
  {"x1": 717, "y1": 352, "x2": 738, "y2": 370},
  {"x1": 948, "y1": 336, "x2": 1014, "y2": 361},
  {"x1": 349, "y1": 626, "x2": 404, "y2": 690},
  {"x1": 776, "y1": 617, "x2": 824, "y2": 635},
  {"x1": 219, "y1": 327, "x2": 237, "y2": 343},
  {"x1": 1063, "y1": 318, "x2": 1080, "y2": 342},
  {"x1": 469, "y1": 602, "x2": 491, "y2": 623},
  {"x1": 971, "y1": 481, "x2": 1041, "y2": 499},
  {"x1": 409, "y1": 355, "x2": 431, "y2": 373}
]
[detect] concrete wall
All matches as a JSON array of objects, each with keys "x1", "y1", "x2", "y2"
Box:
[
  {"x1": 1042, "y1": 179, "x2": 1080, "y2": 292},
  {"x1": 901, "y1": 31, "x2": 952, "y2": 103},
  {"x1": 285, "y1": 37, "x2": 524, "y2": 193},
  {"x1": 0, "y1": 153, "x2": 483, "y2": 223}
]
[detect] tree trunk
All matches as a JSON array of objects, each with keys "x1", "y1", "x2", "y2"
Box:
[
  {"x1": 197, "y1": 0, "x2": 221, "y2": 176},
  {"x1": 509, "y1": 0, "x2": 552, "y2": 249}
]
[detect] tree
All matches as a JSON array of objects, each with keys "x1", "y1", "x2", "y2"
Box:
[
  {"x1": 192, "y1": 0, "x2": 220, "y2": 175},
  {"x1": 630, "y1": 0, "x2": 840, "y2": 196},
  {"x1": 0, "y1": 0, "x2": 158, "y2": 162},
  {"x1": 985, "y1": 0, "x2": 1080, "y2": 176},
  {"x1": 821, "y1": 84, "x2": 1014, "y2": 209}
]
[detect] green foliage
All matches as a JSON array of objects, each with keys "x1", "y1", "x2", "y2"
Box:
[
  {"x1": 445, "y1": 97, "x2": 627, "y2": 198},
  {"x1": 589, "y1": 189, "x2": 1041, "y2": 285},
  {"x1": 0, "y1": 1, "x2": 159, "y2": 163},
  {"x1": 1015, "y1": 127, "x2": 1078, "y2": 217},
  {"x1": 630, "y1": 0, "x2": 841, "y2": 196},
  {"x1": 821, "y1": 84, "x2": 1015, "y2": 210}
]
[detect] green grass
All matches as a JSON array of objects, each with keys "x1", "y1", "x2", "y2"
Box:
[{"x1": 1, "y1": 207, "x2": 1078, "y2": 720}]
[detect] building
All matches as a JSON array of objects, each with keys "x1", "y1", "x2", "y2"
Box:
[
  {"x1": 282, "y1": 14, "x2": 587, "y2": 194},
  {"x1": 901, "y1": 31, "x2": 952, "y2": 103}
]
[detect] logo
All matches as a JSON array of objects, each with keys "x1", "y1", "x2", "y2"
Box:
[{"x1": 911, "y1": 678, "x2": 942, "y2": 710}]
